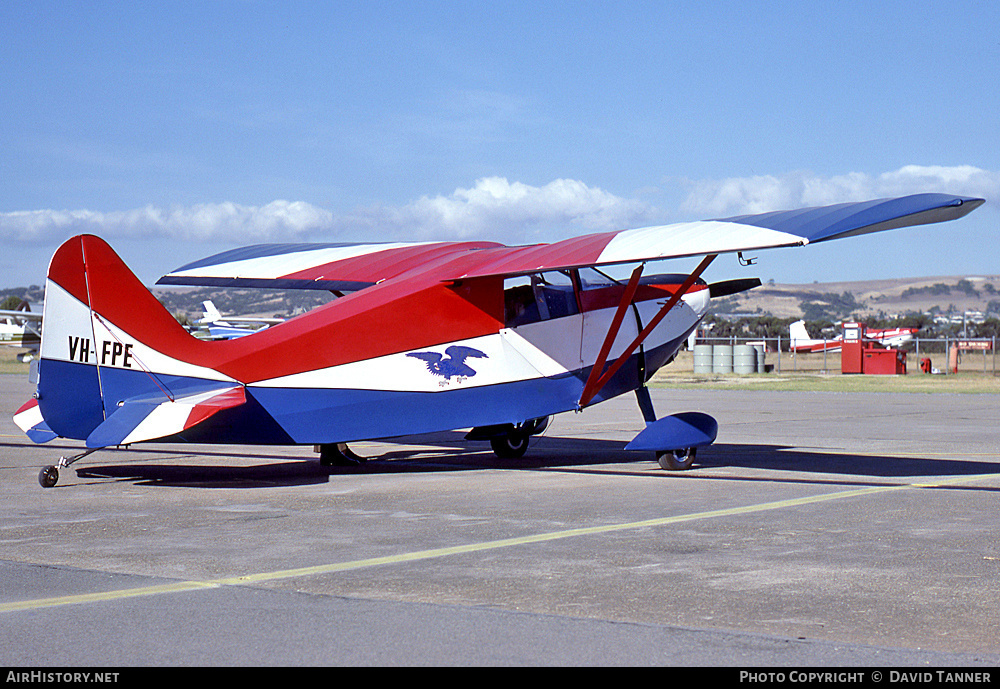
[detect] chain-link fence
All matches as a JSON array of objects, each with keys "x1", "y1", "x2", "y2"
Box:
[{"x1": 691, "y1": 337, "x2": 997, "y2": 375}]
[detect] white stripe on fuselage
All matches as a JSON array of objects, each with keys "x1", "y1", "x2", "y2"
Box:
[
  {"x1": 250, "y1": 330, "x2": 564, "y2": 392},
  {"x1": 252, "y1": 289, "x2": 710, "y2": 392}
]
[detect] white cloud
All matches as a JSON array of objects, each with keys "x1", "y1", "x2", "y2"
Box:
[
  {"x1": 350, "y1": 177, "x2": 653, "y2": 242},
  {"x1": 680, "y1": 165, "x2": 998, "y2": 217},
  {"x1": 2, "y1": 168, "x2": 992, "y2": 247},
  {"x1": 0, "y1": 177, "x2": 653, "y2": 245},
  {"x1": 874, "y1": 165, "x2": 999, "y2": 199},
  {"x1": 0, "y1": 201, "x2": 334, "y2": 244}
]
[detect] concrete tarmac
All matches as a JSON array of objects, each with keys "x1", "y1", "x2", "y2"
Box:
[{"x1": 1, "y1": 373, "x2": 998, "y2": 667}]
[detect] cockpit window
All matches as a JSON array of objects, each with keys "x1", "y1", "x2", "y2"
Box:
[
  {"x1": 504, "y1": 271, "x2": 579, "y2": 327},
  {"x1": 577, "y1": 266, "x2": 622, "y2": 291}
]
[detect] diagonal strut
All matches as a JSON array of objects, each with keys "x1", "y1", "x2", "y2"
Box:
[{"x1": 578, "y1": 254, "x2": 716, "y2": 408}]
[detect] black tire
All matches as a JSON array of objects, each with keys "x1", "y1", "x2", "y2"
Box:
[
  {"x1": 490, "y1": 431, "x2": 530, "y2": 459},
  {"x1": 657, "y1": 447, "x2": 696, "y2": 471},
  {"x1": 39, "y1": 465, "x2": 59, "y2": 488}
]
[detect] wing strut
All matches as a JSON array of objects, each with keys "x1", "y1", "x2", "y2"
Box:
[
  {"x1": 578, "y1": 254, "x2": 717, "y2": 408},
  {"x1": 578, "y1": 264, "x2": 645, "y2": 408}
]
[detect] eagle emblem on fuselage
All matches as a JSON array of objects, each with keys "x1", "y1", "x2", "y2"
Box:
[{"x1": 406, "y1": 345, "x2": 488, "y2": 381}]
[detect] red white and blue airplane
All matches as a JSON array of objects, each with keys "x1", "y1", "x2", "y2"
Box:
[{"x1": 14, "y1": 193, "x2": 984, "y2": 487}]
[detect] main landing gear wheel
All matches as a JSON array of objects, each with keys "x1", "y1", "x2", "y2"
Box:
[
  {"x1": 657, "y1": 447, "x2": 696, "y2": 471},
  {"x1": 483, "y1": 416, "x2": 548, "y2": 460},
  {"x1": 490, "y1": 431, "x2": 530, "y2": 459},
  {"x1": 39, "y1": 465, "x2": 59, "y2": 488}
]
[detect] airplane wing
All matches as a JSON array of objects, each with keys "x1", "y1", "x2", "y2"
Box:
[
  {"x1": 456, "y1": 193, "x2": 985, "y2": 278},
  {"x1": 0, "y1": 299, "x2": 42, "y2": 327},
  {"x1": 157, "y1": 240, "x2": 505, "y2": 290},
  {"x1": 0, "y1": 309, "x2": 42, "y2": 322},
  {"x1": 156, "y1": 194, "x2": 984, "y2": 289}
]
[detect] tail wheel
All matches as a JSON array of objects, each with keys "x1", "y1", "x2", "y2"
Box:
[
  {"x1": 39, "y1": 465, "x2": 59, "y2": 488},
  {"x1": 490, "y1": 431, "x2": 530, "y2": 459},
  {"x1": 657, "y1": 447, "x2": 696, "y2": 471}
]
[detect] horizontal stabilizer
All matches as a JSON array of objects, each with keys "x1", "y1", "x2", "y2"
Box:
[
  {"x1": 625, "y1": 412, "x2": 718, "y2": 452},
  {"x1": 85, "y1": 386, "x2": 246, "y2": 448},
  {"x1": 13, "y1": 399, "x2": 58, "y2": 444}
]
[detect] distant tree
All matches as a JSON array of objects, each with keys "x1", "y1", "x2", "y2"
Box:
[
  {"x1": 956, "y1": 279, "x2": 979, "y2": 297},
  {"x1": 896, "y1": 312, "x2": 935, "y2": 330},
  {"x1": 800, "y1": 301, "x2": 838, "y2": 322},
  {"x1": 0, "y1": 295, "x2": 23, "y2": 310},
  {"x1": 973, "y1": 318, "x2": 1000, "y2": 339}
]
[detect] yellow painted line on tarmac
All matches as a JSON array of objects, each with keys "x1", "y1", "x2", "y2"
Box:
[
  {"x1": 0, "y1": 581, "x2": 222, "y2": 613},
  {"x1": 2, "y1": 473, "x2": 996, "y2": 614}
]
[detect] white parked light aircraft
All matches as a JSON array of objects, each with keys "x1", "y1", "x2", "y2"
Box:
[
  {"x1": 190, "y1": 300, "x2": 284, "y2": 340},
  {"x1": 0, "y1": 301, "x2": 42, "y2": 362},
  {"x1": 788, "y1": 320, "x2": 918, "y2": 353}
]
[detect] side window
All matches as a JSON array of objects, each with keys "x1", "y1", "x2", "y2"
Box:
[
  {"x1": 504, "y1": 276, "x2": 538, "y2": 327},
  {"x1": 504, "y1": 271, "x2": 580, "y2": 327},
  {"x1": 577, "y1": 267, "x2": 620, "y2": 291},
  {"x1": 577, "y1": 266, "x2": 625, "y2": 312}
]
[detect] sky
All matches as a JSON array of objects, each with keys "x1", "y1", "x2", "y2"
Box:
[{"x1": 1, "y1": 0, "x2": 998, "y2": 289}]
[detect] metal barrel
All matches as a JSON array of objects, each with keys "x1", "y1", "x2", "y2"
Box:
[
  {"x1": 755, "y1": 344, "x2": 766, "y2": 373},
  {"x1": 712, "y1": 344, "x2": 733, "y2": 374},
  {"x1": 693, "y1": 344, "x2": 713, "y2": 374},
  {"x1": 734, "y1": 344, "x2": 757, "y2": 374}
]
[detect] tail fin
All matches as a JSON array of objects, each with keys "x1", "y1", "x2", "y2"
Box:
[
  {"x1": 34, "y1": 235, "x2": 240, "y2": 444},
  {"x1": 201, "y1": 300, "x2": 224, "y2": 323},
  {"x1": 788, "y1": 320, "x2": 812, "y2": 346}
]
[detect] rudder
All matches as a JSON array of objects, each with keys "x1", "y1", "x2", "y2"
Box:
[{"x1": 34, "y1": 235, "x2": 221, "y2": 441}]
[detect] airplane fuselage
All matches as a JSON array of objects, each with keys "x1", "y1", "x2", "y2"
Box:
[{"x1": 33, "y1": 236, "x2": 710, "y2": 447}]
